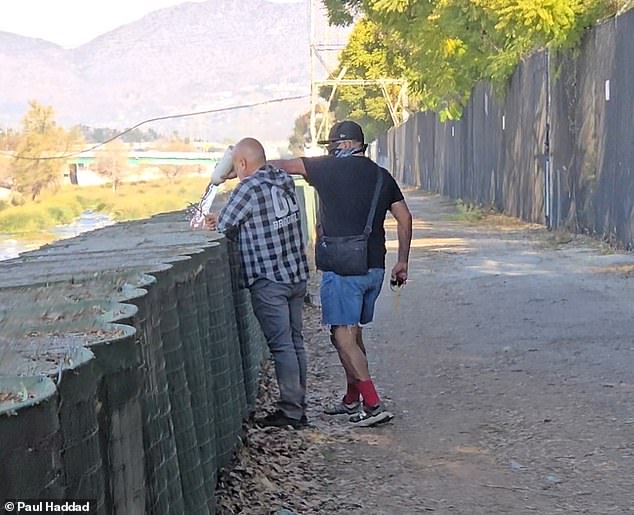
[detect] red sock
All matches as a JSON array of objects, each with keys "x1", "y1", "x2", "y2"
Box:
[
  {"x1": 343, "y1": 383, "x2": 360, "y2": 404},
  {"x1": 356, "y1": 379, "x2": 381, "y2": 408}
]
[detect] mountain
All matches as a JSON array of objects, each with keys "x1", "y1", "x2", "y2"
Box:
[{"x1": 0, "y1": 0, "x2": 349, "y2": 144}]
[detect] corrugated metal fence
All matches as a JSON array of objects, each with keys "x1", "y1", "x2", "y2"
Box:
[{"x1": 373, "y1": 10, "x2": 634, "y2": 250}]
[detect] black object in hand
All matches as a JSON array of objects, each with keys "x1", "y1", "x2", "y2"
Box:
[{"x1": 390, "y1": 277, "x2": 404, "y2": 288}]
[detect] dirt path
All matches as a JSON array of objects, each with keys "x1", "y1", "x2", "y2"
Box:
[{"x1": 218, "y1": 191, "x2": 634, "y2": 514}]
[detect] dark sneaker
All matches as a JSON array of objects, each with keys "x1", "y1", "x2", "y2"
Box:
[
  {"x1": 254, "y1": 410, "x2": 304, "y2": 429},
  {"x1": 323, "y1": 400, "x2": 361, "y2": 416},
  {"x1": 349, "y1": 405, "x2": 394, "y2": 427}
]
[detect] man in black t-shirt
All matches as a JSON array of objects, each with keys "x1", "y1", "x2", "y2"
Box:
[{"x1": 269, "y1": 121, "x2": 413, "y2": 427}]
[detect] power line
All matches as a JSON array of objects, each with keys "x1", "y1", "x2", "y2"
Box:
[{"x1": 1, "y1": 94, "x2": 308, "y2": 161}]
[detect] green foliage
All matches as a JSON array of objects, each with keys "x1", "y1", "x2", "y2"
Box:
[
  {"x1": 451, "y1": 199, "x2": 486, "y2": 222},
  {"x1": 321, "y1": 18, "x2": 401, "y2": 140},
  {"x1": 10, "y1": 101, "x2": 82, "y2": 200},
  {"x1": 322, "y1": 0, "x2": 620, "y2": 123},
  {"x1": 322, "y1": 0, "x2": 363, "y2": 25}
]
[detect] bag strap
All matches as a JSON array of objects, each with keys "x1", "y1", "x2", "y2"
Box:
[{"x1": 363, "y1": 167, "x2": 383, "y2": 236}]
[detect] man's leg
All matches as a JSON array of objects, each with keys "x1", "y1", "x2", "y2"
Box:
[
  {"x1": 351, "y1": 268, "x2": 387, "y2": 409},
  {"x1": 250, "y1": 279, "x2": 303, "y2": 421},
  {"x1": 343, "y1": 269, "x2": 393, "y2": 426},
  {"x1": 321, "y1": 271, "x2": 387, "y2": 417},
  {"x1": 321, "y1": 271, "x2": 366, "y2": 410},
  {"x1": 332, "y1": 325, "x2": 369, "y2": 381},
  {"x1": 330, "y1": 327, "x2": 361, "y2": 404},
  {"x1": 355, "y1": 328, "x2": 367, "y2": 356},
  {"x1": 289, "y1": 281, "x2": 307, "y2": 417},
  {"x1": 332, "y1": 325, "x2": 381, "y2": 409}
]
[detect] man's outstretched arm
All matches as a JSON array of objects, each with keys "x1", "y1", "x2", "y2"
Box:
[{"x1": 268, "y1": 158, "x2": 307, "y2": 178}]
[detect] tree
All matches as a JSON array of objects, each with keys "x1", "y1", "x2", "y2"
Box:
[
  {"x1": 320, "y1": 18, "x2": 404, "y2": 140},
  {"x1": 288, "y1": 112, "x2": 311, "y2": 156},
  {"x1": 0, "y1": 128, "x2": 20, "y2": 151},
  {"x1": 78, "y1": 125, "x2": 161, "y2": 144},
  {"x1": 11, "y1": 101, "x2": 80, "y2": 200},
  {"x1": 288, "y1": 105, "x2": 333, "y2": 156},
  {"x1": 0, "y1": 156, "x2": 12, "y2": 189},
  {"x1": 155, "y1": 136, "x2": 196, "y2": 180},
  {"x1": 322, "y1": 0, "x2": 617, "y2": 120},
  {"x1": 93, "y1": 140, "x2": 129, "y2": 192}
]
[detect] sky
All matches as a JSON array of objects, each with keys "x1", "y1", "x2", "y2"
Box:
[{"x1": 0, "y1": 0, "x2": 303, "y2": 49}]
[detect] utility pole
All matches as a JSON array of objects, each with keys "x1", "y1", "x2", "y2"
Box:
[
  {"x1": 308, "y1": 0, "x2": 318, "y2": 154},
  {"x1": 307, "y1": 0, "x2": 409, "y2": 151},
  {"x1": 307, "y1": 0, "x2": 347, "y2": 155}
]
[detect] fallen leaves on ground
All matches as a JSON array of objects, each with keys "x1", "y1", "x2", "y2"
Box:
[{"x1": 216, "y1": 304, "x2": 333, "y2": 514}]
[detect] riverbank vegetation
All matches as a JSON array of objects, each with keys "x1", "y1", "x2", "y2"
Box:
[
  {"x1": 0, "y1": 176, "x2": 210, "y2": 236},
  {"x1": 0, "y1": 101, "x2": 217, "y2": 238}
]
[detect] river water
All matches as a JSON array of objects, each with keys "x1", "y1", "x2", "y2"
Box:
[{"x1": 0, "y1": 211, "x2": 114, "y2": 262}]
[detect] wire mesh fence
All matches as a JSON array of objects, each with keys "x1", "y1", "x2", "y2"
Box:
[{"x1": 0, "y1": 184, "x2": 310, "y2": 513}]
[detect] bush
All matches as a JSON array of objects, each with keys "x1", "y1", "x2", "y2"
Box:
[
  {"x1": 0, "y1": 176, "x2": 209, "y2": 235},
  {"x1": 0, "y1": 205, "x2": 49, "y2": 233},
  {"x1": 10, "y1": 192, "x2": 25, "y2": 206}
]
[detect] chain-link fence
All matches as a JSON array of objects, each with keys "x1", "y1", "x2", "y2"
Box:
[{"x1": 375, "y1": 10, "x2": 634, "y2": 250}]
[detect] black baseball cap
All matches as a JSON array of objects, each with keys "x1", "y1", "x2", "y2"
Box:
[{"x1": 318, "y1": 120, "x2": 365, "y2": 145}]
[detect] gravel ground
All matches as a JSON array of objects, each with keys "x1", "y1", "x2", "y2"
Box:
[{"x1": 216, "y1": 191, "x2": 634, "y2": 515}]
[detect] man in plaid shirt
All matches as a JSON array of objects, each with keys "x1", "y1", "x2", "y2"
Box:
[{"x1": 206, "y1": 138, "x2": 310, "y2": 428}]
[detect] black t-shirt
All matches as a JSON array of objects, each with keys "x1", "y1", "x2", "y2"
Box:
[{"x1": 301, "y1": 155, "x2": 404, "y2": 269}]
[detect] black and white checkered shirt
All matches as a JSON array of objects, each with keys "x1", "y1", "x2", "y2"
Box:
[{"x1": 217, "y1": 165, "x2": 309, "y2": 287}]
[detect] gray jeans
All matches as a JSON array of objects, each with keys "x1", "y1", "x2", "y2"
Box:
[{"x1": 249, "y1": 278, "x2": 307, "y2": 420}]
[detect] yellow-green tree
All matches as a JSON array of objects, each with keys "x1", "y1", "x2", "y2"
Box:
[
  {"x1": 94, "y1": 140, "x2": 129, "y2": 192},
  {"x1": 322, "y1": 0, "x2": 618, "y2": 121},
  {"x1": 321, "y1": 18, "x2": 406, "y2": 141},
  {"x1": 11, "y1": 101, "x2": 79, "y2": 200}
]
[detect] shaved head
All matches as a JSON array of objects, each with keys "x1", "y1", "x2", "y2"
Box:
[{"x1": 232, "y1": 137, "x2": 267, "y2": 179}]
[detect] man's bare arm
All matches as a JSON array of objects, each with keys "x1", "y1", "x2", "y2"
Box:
[
  {"x1": 268, "y1": 158, "x2": 307, "y2": 178},
  {"x1": 389, "y1": 199, "x2": 413, "y2": 282}
]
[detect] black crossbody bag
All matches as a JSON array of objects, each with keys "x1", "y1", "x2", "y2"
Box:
[{"x1": 315, "y1": 169, "x2": 383, "y2": 276}]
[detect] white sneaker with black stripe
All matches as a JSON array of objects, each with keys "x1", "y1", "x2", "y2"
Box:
[
  {"x1": 324, "y1": 400, "x2": 361, "y2": 415},
  {"x1": 349, "y1": 404, "x2": 394, "y2": 427}
]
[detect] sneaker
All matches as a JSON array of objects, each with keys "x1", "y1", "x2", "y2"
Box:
[
  {"x1": 323, "y1": 400, "x2": 361, "y2": 416},
  {"x1": 254, "y1": 410, "x2": 304, "y2": 429},
  {"x1": 349, "y1": 405, "x2": 394, "y2": 427}
]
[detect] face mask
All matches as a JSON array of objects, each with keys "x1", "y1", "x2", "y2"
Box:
[{"x1": 332, "y1": 147, "x2": 358, "y2": 158}]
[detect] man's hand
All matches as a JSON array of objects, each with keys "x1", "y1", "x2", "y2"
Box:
[
  {"x1": 391, "y1": 261, "x2": 408, "y2": 286},
  {"x1": 389, "y1": 199, "x2": 412, "y2": 287},
  {"x1": 204, "y1": 212, "x2": 219, "y2": 230}
]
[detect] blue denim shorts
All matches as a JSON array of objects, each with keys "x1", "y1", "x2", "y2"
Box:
[{"x1": 320, "y1": 268, "x2": 385, "y2": 326}]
